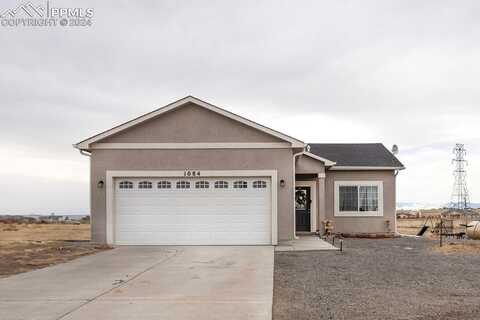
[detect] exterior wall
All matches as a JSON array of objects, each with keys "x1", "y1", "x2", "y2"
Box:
[
  {"x1": 98, "y1": 103, "x2": 284, "y2": 143},
  {"x1": 295, "y1": 155, "x2": 325, "y2": 174},
  {"x1": 324, "y1": 170, "x2": 396, "y2": 235},
  {"x1": 90, "y1": 148, "x2": 295, "y2": 243}
]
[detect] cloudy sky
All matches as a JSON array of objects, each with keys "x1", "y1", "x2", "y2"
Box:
[{"x1": 1, "y1": 0, "x2": 479, "y2": 214}]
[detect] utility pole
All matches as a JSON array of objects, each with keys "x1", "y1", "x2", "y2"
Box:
[{"x1": 449, "y1": 144, "x2": 470, "y2": 234}]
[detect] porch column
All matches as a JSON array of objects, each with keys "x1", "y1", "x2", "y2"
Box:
[{"x1": 317, "y1": 173, "x2": 326, "y2": 235}]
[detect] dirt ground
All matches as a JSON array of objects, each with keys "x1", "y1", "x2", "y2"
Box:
[
  {"x1": 0, "y1": 223, "x2": 110, "y2": 278},
  {"x1": 273, "y1": 237, "x2": 480, "y2": 320}
]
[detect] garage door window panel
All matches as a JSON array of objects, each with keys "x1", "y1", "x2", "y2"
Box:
[
  {"x1": 214, "y1": 181, "x2": 229, "y2": 189},
  {"x1": 138, "y1": 181, "x2": 153, "y2": 189},
  {"x1": 233, "y1": 181, "x2": 248, "y2": 189},
  {"x1": 158, "y1": 181, "x2": 171, "y2": 189},
  {"x1": 195, "y1": 181, "x2": 210, "y2": 189},
  {"x1": 119, "y1": 181, "x2": 134, "y2": 189},
  {"x1": 253, "y1": 180, "x2": 267, "y2": 189},
  {"x1": 176, "y1": 181, "x2": 190, "y2": 189}
]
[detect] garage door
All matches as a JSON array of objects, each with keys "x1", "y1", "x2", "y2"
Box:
[{"x1": 114, "y1": 177, "x2": 272, "y2": 245}]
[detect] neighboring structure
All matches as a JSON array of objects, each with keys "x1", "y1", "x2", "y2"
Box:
[{"x1": 74, "y1": 96, "x2": 404, "y2": 245}]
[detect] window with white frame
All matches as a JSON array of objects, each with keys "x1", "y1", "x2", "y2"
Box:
[
  {"x1": 233, "y1": 180, "x2": 248, "y2": 189},
  {"x1": 157, "y1": 181, "x2": 171, "y2": 189},
  {"x1": 253, "y1": 180, "x2": 267, "y2": 188},
  {"x1": 119, "y1": 181, "x2": 133, "y2": 189},
  {"x1": 214, "y1": 181, "x2": 228, "y2": 189},
  {"x1": 176, "y1": 181, "x2": 190, "y2": 189},
  {"x1": 195, "y1": 181, "x2": 209, "y2": 189},
  {"x1": 138, "y1": 181, "x2": 153, "y2": 189},
  {"x1": 334, "y1": 181, "x2": 383, "y2": 216}
]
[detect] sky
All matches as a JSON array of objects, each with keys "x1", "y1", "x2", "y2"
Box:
[{"x1": 1, "y1": 0, "x2": 479, "y2": 214}]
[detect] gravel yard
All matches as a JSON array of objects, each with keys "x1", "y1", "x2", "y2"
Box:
[{"x1": 273, "y1": 237, "x2": 480, "y2": 320}]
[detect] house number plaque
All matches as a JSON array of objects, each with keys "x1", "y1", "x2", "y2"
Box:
[{"x1": 184, "y1": 170, "x2": 201, "y2": 177}]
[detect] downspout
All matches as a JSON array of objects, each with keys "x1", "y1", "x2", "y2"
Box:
[{"x1": 292, "y1": 149, "x2": 305, "y2": 240}]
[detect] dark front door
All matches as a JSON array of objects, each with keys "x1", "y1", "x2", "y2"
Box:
[{"x1": 295, "y1": 187, "x2": 311, "y2": 232}]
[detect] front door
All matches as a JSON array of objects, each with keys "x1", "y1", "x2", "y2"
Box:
[{"x1": 295, "y1": 187, "x2": 311, "y2": 232}]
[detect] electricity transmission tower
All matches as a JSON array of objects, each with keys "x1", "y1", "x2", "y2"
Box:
[{"x1": 450, "y1": 144, "x2": 470, "y2": 211}]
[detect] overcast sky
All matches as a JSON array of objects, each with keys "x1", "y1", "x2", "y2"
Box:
[{"x1": 1, "y1": 0, "x2": 479, "y2": 214}]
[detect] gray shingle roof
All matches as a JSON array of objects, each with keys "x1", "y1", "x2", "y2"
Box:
[{"x1": 308, "y1": 143, "x2": 404, "y2": 168}]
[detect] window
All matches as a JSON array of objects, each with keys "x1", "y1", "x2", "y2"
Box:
[
  {"x1": 138, "y1": 181, "x2": 152, "y2": 189},
  {"x1": 335, "y1": 181, "x2": 382, "y2": 216},
  {"x1": 176, "y1": 181, "x2": 190, "y2": 189},
  {"x1": 339, "y1": 186, "x2": 358, "y2": 211},
  {"x1": 214, "y1": 181, "x2": 228, "y2": 189},
  {"x1": 233, "y1": 181, "x2": 248, "y2": 189},
  {"x1": 295, "y1": 189, "x2": 307, "y2": 209},
  {"x1": 359, "y1": 186, "x2": 378, "y2": 211},
  {"x1": 119, "y1": 181, "x2": 133, "y2": 189},
  {"x1": 195, "y1": 181, "x2": 209, "y2": 189},
  {"x1": 157, "y1": 181, "x2": 171, "y2": 189},
  {"x1": 253, "y1": 180, "x2": 267, "y2": 188}
]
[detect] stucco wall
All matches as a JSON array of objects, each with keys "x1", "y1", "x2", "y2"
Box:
[
  {"x1": 90, "y1": 149, "x2": 295, "y2": 243},
  {"x1": 295, "y1": 155, "x2": 325, "y2": 174},
  {"x1": 98, "y1": 103, "x2": 284, "y2": 143},
  {"x1": 324, "y1": 170, "x2": 396, "y2": 235}
]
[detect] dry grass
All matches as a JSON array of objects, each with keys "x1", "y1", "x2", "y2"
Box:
[
  {"x1": 432, "y1": 241, "x2": 480, "y2": 254},
  {"x1": 0, "y1": 222, "x2": 90, "y2": 241},
  {"x1": 0, "y1": 223, "x2": 110, "y2": 278},
  {"x1": 396, "y1": 217, "x2": 467, "y2": 236}
]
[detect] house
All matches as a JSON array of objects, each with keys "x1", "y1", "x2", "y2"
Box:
[{"x1": 74, "y1": 96, "x2": 404, "y2": 245}]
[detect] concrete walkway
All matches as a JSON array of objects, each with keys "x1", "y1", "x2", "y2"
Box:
[
  {"x1": 275, "y1": 235, "x2": 338, "y2": 251},
  {"x1": 0, "y1": 246, "x2": 274, "y2": 320}
]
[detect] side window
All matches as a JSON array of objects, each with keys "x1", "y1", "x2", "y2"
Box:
[
  {"x1": 195, "y1": 181, "x2": 210, "y2": 189},
  {"x1": 214, "y1": 181, "x2": 229, "y2": 189},
  {"x1": 176, "y1": 181, "x2": 190, "y2": 189},
  {"x1": 252, "y1": 180, "x2": 267, "y2": 188},
  {"x1": 233, "y1": 181, "x2": 248, "y2": 189},
  {"x1": 138, "y1": 181, "x2": 152, "y2": 189},
  {"x1": 119, "y1": 181, "x2": 133, "y2": 189},
  {"x1": 157, "y1": 181, "x2": 171, "y2": 189}
]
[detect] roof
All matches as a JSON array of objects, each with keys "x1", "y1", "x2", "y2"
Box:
[
  {"x1": 308, "y1": 143, "x2": 405, "y2": 170},
  {"x1": 301, "y1": 151, "x2": 336, "y2": 166},
  {"x1": 74, "y1": 96, "x2": 305, "y2": 150}
]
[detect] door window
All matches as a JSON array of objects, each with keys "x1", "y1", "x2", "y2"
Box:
[{"x1": 295, "y1": 189, "x2": 307, "y2": 209}]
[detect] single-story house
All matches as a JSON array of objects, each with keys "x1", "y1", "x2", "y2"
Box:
[{"x1": 74, "y1": 96, "x2": 404, "y2": 245}]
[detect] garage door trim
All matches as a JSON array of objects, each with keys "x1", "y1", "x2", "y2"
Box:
[{"x1": 105, "y1": 170, "x2": 278, "y2": 245}]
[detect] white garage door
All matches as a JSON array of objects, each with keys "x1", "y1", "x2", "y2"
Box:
[{"x1": 114, "y1": 177, "x2": 272, "y2": 245}]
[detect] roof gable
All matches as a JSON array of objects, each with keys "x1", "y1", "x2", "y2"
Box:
[{"x1": 75, "y1": 96, "x2": 304, "y2": 150}]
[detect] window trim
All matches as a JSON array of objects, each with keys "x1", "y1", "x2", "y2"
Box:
[{"x1": 334, "y1": 181, "x2": 383, "y2": 217}]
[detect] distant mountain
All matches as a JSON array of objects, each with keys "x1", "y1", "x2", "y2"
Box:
[
  {"x1": 0, "y1": 214, "x2": 89, "y2": 220},
  {"x1": 397, "y1": 202, "x2": 480, "y2": 210}
]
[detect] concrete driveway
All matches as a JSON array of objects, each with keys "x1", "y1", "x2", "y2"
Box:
[{"x1": 0, "y1": 246, "x2": 273, "y2": 320}]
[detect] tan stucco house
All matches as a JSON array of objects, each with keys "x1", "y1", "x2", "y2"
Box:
[{"x1": 74, "y1": 96, "x2": 404, "y2": 245}]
